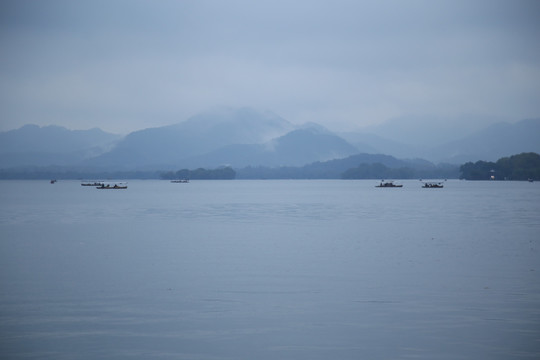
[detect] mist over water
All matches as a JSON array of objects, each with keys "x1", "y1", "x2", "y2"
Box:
[{"x1": 1, "y1": 180, "x2": 539, "y2": 359}]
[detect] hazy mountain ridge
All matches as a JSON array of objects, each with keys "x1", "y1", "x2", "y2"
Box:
[
  {"x1": 360, "y1": 114, "x2": 504, "y2": 148},
  {"x1": 0, "y1": 124, "x2": 121, "y2": 154},
  {"x1": 236, "y1": 153, "x2": 458, "y2": 179},
  {"x1": 343, "y1": 117, "x2": 540, "y2": 163},
  {"x1": 82, "y1": 107, "x2": 296, "y2": 170},
  {"x1": 0, "y1": 124, "x2": 122, "y2": 168},
  {"x1": 1, "y1": 109, "x2": 538, "y2": 172},
  {"x1": 181, "y1": 128, "x2": 359, "y2": 169},
  {"x1": 431, "y1": 118, "x2": 540, "y2": 163}
]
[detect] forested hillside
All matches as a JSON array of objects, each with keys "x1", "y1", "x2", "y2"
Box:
[{"x1": 460, "y1": 153, "x2": 540, "y2": 180}]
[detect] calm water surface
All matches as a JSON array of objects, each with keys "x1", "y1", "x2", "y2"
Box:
[{"x1": 1, "y1": 180, "x2": 539, "y2": 359}]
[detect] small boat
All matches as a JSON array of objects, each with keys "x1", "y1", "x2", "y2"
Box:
[
  {"x1": 81, "y1": 181, "x2": 104, "y2": 187},
  {"x1": 375, "y1": 180, "x2": 403, "y2": 188},
  {"x1": 422, "y1": 182, "x2": 444, "y2": 188},
  {"x1": 421, "y1": 179, "x2": 446, "y2": 188},
  {"x1": 50, "y1": 179, "x2": 57, "y2": 184},
  {"x1": 97, "y1": 183, "x2": 127, "y2": 189},
  {"x1": 528, "y1": 178, "x2": 534, "y2": 183},
  {"x1": 171, "y1": 179, "x2": 189, "y2": 183}
]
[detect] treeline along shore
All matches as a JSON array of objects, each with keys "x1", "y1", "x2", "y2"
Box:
[
  {"x1": 0, "y1": 153, "x2": 538, "y2": 181},
  {"x1": 459, "y1": 152, "x2": 540, "y2": 180}
]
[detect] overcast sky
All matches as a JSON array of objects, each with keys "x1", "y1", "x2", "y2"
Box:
[{"x1": 1, "y1": 0, "x2": 539, "y2": 134}]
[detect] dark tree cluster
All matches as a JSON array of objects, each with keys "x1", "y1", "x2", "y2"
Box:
[
  {"x1": 161, "y1": 167, "x2": 236, "y2": 180},
  {"x1": 460, "y1": 152, "x2": 540, "y2": 180}
]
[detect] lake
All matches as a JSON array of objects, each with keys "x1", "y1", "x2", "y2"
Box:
[{"x1": 0, "y1": 179, "x2": 539, "y2": 359}]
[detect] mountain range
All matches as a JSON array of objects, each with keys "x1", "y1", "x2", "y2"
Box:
[
  {"x1": 0, "y1": 124, "x2": 121, "y2": 168},
  {"x1": 341, "y1": 117, "x2": 540, "y2": 163},
  {"x1": 1, "y1": 107, "x2": 539, "y2": 175}
]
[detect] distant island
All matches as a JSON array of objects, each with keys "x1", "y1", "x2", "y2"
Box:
[
  {"x1": 161, "y1": 167, "x2": 236, "y2": 180},
  {"x1": 460, "y1": 152, "x2": 540, "y2": 180}
]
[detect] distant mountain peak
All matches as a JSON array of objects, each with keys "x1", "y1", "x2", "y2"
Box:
[
  {"x1": 84, "y1": 107, "x2": 297, "y2": 169},
  {"x1": 297, "y1": 122, "x2": 332, "y2": 134},
  {"x1": 0, "y1": 124, "x2": 122, "y2": 168}
]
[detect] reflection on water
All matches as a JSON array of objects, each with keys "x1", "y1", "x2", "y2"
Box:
[{"x1": 0, "y1": 180, "x2": 539, "y2": 359}]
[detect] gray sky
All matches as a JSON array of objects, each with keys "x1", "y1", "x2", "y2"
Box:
[{"x1": 1, "y1": 0, "x2": 539, "y2": 134}]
